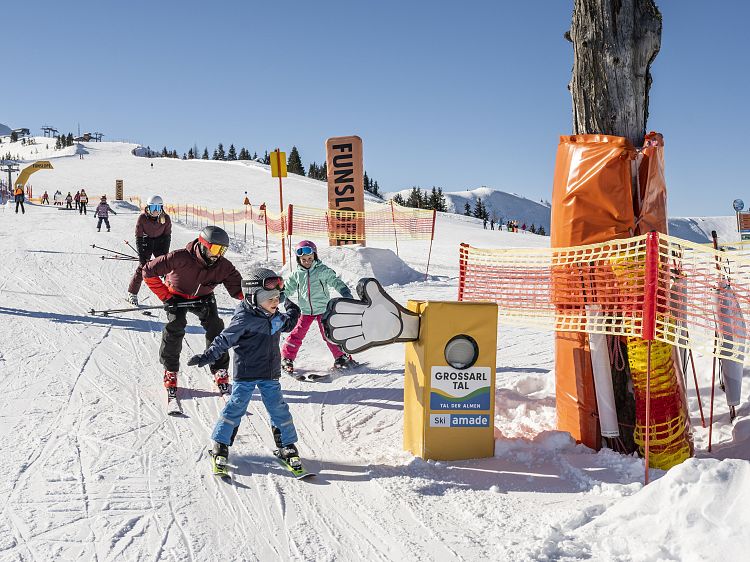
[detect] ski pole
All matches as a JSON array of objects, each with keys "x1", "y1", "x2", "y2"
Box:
[
  {"x1": 101, "y1": 255, "x2": 138, "y2": 261},
  {"x1": 124, "y1": 240, "x2": 140, "y2": 257},
  {"x1": 91, "y1": 244, "x2": 137, "y2": 259},
  {"x1": 89, "y1": 301, "x2": 205, "y2": 316}
]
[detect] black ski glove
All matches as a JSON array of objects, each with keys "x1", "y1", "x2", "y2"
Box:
[{"x1": 187, "y1": 354, "x2": 208, "y2": 367}]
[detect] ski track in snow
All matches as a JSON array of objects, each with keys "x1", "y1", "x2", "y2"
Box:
[{"x1": 1, "y1": 147, "x2": 747, "y2": 561}]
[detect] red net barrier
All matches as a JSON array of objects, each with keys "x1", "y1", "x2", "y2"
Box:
[{"x1": 459, "y1": 232, "x2": 749, "y2": 364}]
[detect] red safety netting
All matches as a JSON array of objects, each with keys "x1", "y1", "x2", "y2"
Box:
[{"x1": 459, "y1": 232, "x2": 750, "y2": 364}]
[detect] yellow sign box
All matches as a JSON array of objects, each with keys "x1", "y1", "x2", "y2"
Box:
[
  {"x1": 270, "y1": 151, "x2": 287, "y2": 178},
  {"x1": 404, "y1": 300, "x2": 498, "y2": 460}
]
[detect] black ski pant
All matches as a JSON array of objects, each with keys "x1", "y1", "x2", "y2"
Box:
[
  {"x1": 96, "y1": 217, "x2": 110, "y2": 230},
  {"x1": 79, "y1": 202, "x2": 87, "y2": 215},
  {"x1": 128, "y1": 236, "x2": 171, "y2": 294},
  {"x1": 66, "y1": 201, "x2": 72, "y2": 209},
  {"x1": 15, "y1": 201, "x2": 25, "y2": 214},
  {"x1": 159, "y1": 299, "x2": 227, "y2": 373}
]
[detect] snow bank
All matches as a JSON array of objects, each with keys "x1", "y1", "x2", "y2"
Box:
[
  {"x1": 289, "y1": 245, "x2": 426, "y2": 287},
  {"x1": 537, "y1": 458, "x2": 750, "y2": 561}
]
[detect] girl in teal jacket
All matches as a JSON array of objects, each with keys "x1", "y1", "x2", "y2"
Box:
[{"x1": 281, "y1": 240, "x2": 354, "y2": 372}]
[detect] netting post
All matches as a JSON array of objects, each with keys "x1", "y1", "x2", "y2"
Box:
[
  {"x1": 390, "y1": 200, "x2": 400, "y2": 257},
  {"x1": 458, "y1": 243, "x2": 468, "y2": 301},
  {"x1": 642, "y1": 231, "x2": 660, "y2": 484},
  {"x1": 424, "y1": 209, "x2": 436, "y2": 281},
  {"x1": 244, "y1": 205, "x2": 247, "y2": 243},
  {"x1": 287, "y1": 204, "x2": 294, "y2": 266},
  {"x1": 263, "y1": 205, "x2": 269, "y2": 262}
]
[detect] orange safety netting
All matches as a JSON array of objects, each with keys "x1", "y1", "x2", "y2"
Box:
[
  {"x1": 459, "y1": 232, "x2": 749, "y2": 365},
  {"x1": 128, "y1": 197, "x2": 435, "y2": 244}
]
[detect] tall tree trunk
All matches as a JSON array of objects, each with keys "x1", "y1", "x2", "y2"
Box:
[
  {"x1": 568, "y1": 0, "x2": 662, "y2": 147},
  {"x1": 566, "y1": 0, "x2": 662, "y2": 454}
]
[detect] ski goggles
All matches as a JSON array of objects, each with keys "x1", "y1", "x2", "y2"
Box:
[
  {"x1": 245, "y1": 276, "x2": 285, "y2": 291},
  {"x1": 147, "y1": 203, "x2": 163, "y2": 213},
  {"x1": 198, "y1": 237, "x2": 228, "y2": 257},
  {"x1": 295, "y1": 246, "x2": 315, "y2": 257}
]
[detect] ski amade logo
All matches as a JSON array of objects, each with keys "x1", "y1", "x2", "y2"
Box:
[{"x1": 430, "y1": 367, "x2": 491, "y2": 411}]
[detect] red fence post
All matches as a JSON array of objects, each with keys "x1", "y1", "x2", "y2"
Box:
[
  {"x1": 642, "y1": 231, "x2": 660, "y2": 484},
  {"x1": 458, "y1": 243, "x2": 469, "y2": 301}
]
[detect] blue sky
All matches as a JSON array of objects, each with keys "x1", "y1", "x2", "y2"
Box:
[{"x1": 3, "y1": 1, "x2": 749, "y2": 216}]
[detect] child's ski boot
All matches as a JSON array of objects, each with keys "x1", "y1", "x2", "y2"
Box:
[{"x1": 209, "y1": 442, "x2": 230, "y2": 477}]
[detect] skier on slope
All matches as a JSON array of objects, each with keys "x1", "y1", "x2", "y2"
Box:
[
  {"x1": 280, "y1": 240, "x2": 355, "y2": 374},
  {"x1": 65, "y1": 192, "x2": 73, "y2": 209},
  {"x1": 79, "y1": 189, "x2": 89, "y2": 215},
  {"x1": 187, "y1": 267, "x2": 302, "y2": 475},
  {"x1": 126, "y1": 195, "x2": 172, "y2": 306},
  {"x1": 94, "y1": 195, "x2": 117, "y2": 231},
  {"x1": 142, "y1": 226, "x2": 243, "y2": 407}
]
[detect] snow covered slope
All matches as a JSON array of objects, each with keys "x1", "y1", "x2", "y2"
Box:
[{"x1": 0, "y1": 140, "x2": 747, "y2": 560}]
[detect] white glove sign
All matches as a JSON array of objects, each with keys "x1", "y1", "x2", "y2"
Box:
[{"x1": 322, "y1": 278, "x2": 420, "y2": 354}]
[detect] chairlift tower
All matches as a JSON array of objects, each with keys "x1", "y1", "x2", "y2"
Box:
[
  {"x1": 41, "y1": 125, "x2": 58, "y2": 137},
  {"x1": 0, "y1": 160, "x2": 21, "y2": 192}
]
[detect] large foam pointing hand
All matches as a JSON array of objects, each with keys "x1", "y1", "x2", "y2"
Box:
[{"x1": 322, "y1": 278, "x2": 420, "y2": 354}]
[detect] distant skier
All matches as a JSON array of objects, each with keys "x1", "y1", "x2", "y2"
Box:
[
  {"x1": 53, "y1": 190, "x2": 63, "y2": 206},
  {"x1": 13, "y1": 186, "x2": 25, "y2": 214},
  {"x1": 41, "y1": 191, "x2": 49, "y2": 205},
  {"x1": 74, "y1": 190, "x2": 80, "y2": 210},
  {"x1": 126, "y1": 195, "x2": 172, "y2": 306},
  {"x1": 79, "y1": 189, "x2": 89, "y2": 215},
  {"x1": 280, "y1": 240, "x2": 355, "y2": 374},
  {"x1": 65, "y1": 192, "x2": 73, "y2": 209},
  {"x1": 94, "y1": 195, "x2": 117, "y2": 231},
  {"x1": 187, "y1": 267, "x2": 302, "y2": 476},
  {"x1": 142, "y1": 226, "x2": 243, "y2": 410}
]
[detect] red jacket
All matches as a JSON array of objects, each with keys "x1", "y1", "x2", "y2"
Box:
[{"x1": 143, "y1": 239, "x2": 243, "y2": 302}]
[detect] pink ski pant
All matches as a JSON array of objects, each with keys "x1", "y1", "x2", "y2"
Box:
[{"x1": 281, "y1": 314, "x2": 343, "y2": 361}]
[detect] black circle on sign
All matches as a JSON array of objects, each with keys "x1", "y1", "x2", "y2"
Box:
[{"x1": 444, "y1": 335, "x2": 479, "y2": 370}]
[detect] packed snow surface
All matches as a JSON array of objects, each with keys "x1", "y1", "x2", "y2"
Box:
[{"x1": 0, "y1": 140, "x2": 747, "y2": 560}]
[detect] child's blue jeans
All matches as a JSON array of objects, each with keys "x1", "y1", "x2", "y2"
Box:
[{"x1": 212, "y1": 379, "x2": 298, "y2": 447}]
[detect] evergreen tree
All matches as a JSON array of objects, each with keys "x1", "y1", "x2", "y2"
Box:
[
  {"x1": 202, "y1": 147, "x2": 209, "y2": 160},
  {"x1": 538, "y1": 225, "x2": 546, "y2": 236},
  {"x1": 10, "y1": 131, "x2": 18, "y2": 142},
  {"x1": 227, "y1": 144, "x2": 237, "y2": 160},
  {"x1": 253, "y1": 151, "x2": 258, "y2": 160},
  {"x1": 473, "y1": 198, "x2": 486, "y2": 219},
  {"x1": 212, "y1": 149, "x2": 219, "y2": 160},
  {"x1": 182, "y1": 153, "x2": 187, "y2": 160},
  {"x1": 66, "y1": 133, "x2": 74, "y2": 147},
  {"x1": 238, "y1": 147, "x2": 249, "y2": 160},
  {"x1": 372, "y1": 180, "x2": 381, "y2": 197},
  {"x1": 55, "y1": 136, "x2": 61, "y2": 149},
  {"x1": 392, "y1": 193, "x2": 406, "y2": 206},
  {"x1": 215, "y1": 143, "x2": 226, "y2": 160},
  {"x1": 287, "y1": 146, "x2": 305, "y2": 175},
  {"x1": 262, "y1": 151, "x2": 270, "y2": 165},
  {"x1": 464, "y1": 202, "x2": 472, "y2": 216},
  {"x1": 363, "y1": 171, "x2": 370, "y2": 193},
  {"x1": 436, "y1": 187, "x2": 447, "y2": 212},
  {"x1": 187, "y1": 148, "x2": 194, "y2": 159},
  {"x1": 529, "y1": 224, "x2": 536, "y2": 234},
  {"x1": 406, "y1": 187, "x2": 424, "y2": 208},
  {"x1": 162, "y1": 146, "x2": 168, "y2": 157}
]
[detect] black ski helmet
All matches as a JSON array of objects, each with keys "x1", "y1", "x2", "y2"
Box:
[{"x1": 197, "y1": 226, "x2": 230, "y2": 265}]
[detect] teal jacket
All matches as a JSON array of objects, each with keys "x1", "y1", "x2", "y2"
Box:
[{"x1": 284, "y1": 260, "x2": 352, "y2": 316}]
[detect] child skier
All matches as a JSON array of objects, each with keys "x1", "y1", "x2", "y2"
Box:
[
  {"x1": 127, "y1": 194, "x2": 172, "y2": 306},
  {"x1": 94, "y1": 195, "x2": 117, "y2": 231},
  {"x1": 187, "y1": 267, "x2": 303, "y2": 475},
  {"x1": 281, "y1": 240, "x2": 355, "y2": 374}
]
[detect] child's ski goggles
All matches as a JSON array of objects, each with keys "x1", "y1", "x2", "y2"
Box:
[
  {"x1": 245, "y1": 276, "x2": 285, "y2": 290},
  {"x1": 295, "y1": 246, "x2": 315, "y2": 257},
  {"x1": 147, "y1": 203, "x2": 163, "y2": 213},
  {"x1": 198, "y1": 237, "x2": 228, "y2": 257}
]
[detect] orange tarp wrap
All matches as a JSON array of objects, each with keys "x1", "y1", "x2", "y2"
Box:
[
  {"x1": 635, "y1": 132, "x2": 668, "y2": 235},
  {"x1": 551, "y1": 134, "x2": 637, "y2": 449}
]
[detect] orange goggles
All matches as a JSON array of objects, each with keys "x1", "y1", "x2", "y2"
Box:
[{"x1": 199, "y1": 237, "x2": 228, "y2": 257}]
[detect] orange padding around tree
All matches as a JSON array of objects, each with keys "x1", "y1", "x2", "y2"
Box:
[{"x1": 551, "y1": 134, "x2": 637, "y2": 449}]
